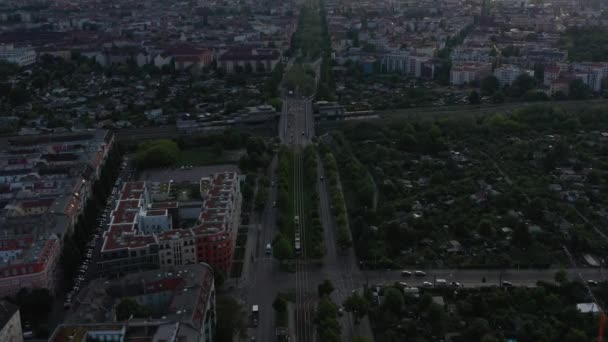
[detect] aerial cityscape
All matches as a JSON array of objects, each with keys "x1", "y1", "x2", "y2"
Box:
[{"x1": 0, "y1": 0, "x2": 608, "y2": 341}]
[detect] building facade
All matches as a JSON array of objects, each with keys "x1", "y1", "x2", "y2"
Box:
[
  {"x1": 450, "y1": 61, "x2": 492, "y2": 85},
  {"x1": 0, "y1": 301, "x2": 23, "y2": 342},
  {"x1": 494, "y1": 65, "x2": 533, "y2": 86},
  {"x1": 0, "y1": 44, "x2": 36, "y2": 66},
  {"x1": 99, "y1": 172, "x2": 241, "y2": 275},
  {"x1": 0, "y1": 131, "x2": 114, "y2": 297},
  {"x1": 50, "y1": 263, "x2": 216, "y2": 342}
]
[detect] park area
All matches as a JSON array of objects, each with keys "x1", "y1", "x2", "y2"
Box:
[{"x1": 325, "y1": 104, "x2": 608, "y2": 269}]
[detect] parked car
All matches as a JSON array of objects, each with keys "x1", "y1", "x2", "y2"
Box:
[
  {"x1": 401, "y1": 270, "x2": 412, "y2": 277},
  {"x1": 414, "y1": 270, "x2": 426, "y2": 277}
]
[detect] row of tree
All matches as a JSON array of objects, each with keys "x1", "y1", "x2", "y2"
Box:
[
  {"x1": 302, "y1": 146, "x2": 325, "y2": 258},
  {"x1": 319, "y1": 149, "x2": 352, "y2": 250},
  {"x1": 60, "y1": 144, "x2": 123, "y2": 285},
  {"x1": 315, "y1": 280, "x2": 341, "y2": 342},
  {"x1": 474, "y1": 74, "x2": 594, "y2": 104},
  {"x1": 370, "y1": 279, "x2": 606, "y2": 342},
  {"x1": 273, "y1": 147, "x2": 296, "y2": 261}
]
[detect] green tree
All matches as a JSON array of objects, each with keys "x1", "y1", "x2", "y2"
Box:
[
  {"x1": 273, "y1": 295, "x2": 287, "y2": 313},
  {"x1": 555, "y1": 269, "x2": 568, "y2": 285},
  {"x1": 569, "y1": 79, "x2": 591, "y2": 100},
  {"x1": 316, "y1": 297, "x2": 341, "y2": 342},
  {"x1": 215, "y1": 296, "x2": 246, "y2": 341},
  {"x1": 480, "y1": 75, "x2": 499, "y2": 95},
  {"x1": 343, "y1": 293, "x2": 370, "y2": 321},
  {"x1": 269, "y1": 97, "x2": 283, "y2": 111},
  {"x1": 465, "y1": 318, "x2": 491, "y2": 340},
  {"x1": 382, "y1": 287, "x2": 404, "y2": 314},
  {"x1": 0, "y1": 61, "x2": 19, "y2": 77},
  {"x1": 8, "y1": 86, "x2": 29, "y2": 106},
  {"x1": 318, "y1": 279, "x2": 335, "y2": 297},
  {"x1": 509, "y1": 74, "x2": 537, "y2": 97},
  {"x1": 491, "y1": 90, "x2": 505, "y2": 103},
  {"x1": 468, "y1": 90, "x2": 481, "y2": 104},
  {"x1": 337, "y1": 226, "x2": 352, "y2": 249},
  {"x1": 481, "y1": 335, "x2": 500, "y2": 342},
  {"x1": 427, "y1": 303, "x2": 447, "y2": 335},
  {"x1": 353, "y1": 337, "x2": 370, "y2": 342},
  {"x1": 273, "y1": 234, "x2": 294, "y2": 260},
  {"x1": 135, "y1": 139, "x2": 179, "y2": 169},
  {"x1": 10, "y1": 288, "x2": 53, "y2": 323},
  {"x1": 564, "y1": 328, "x2": 587, "y2": 342},
  {"x1": 533, "y1": 63, "x2": 544, "y2": 81},
  {"x1": 115, "y1": 298, "x2": 151, "y2": 320}
]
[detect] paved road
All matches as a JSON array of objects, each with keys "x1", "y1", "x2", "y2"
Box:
[
  {"x1": 239, "y1": 156, "x2": 292, "y2": 342},
  {"x1": 359, "y1": 267, "x2": 608, "y2": 288},
  {"x1": 241, "y1": 95, "x2": 318, "y2": 342},
  {"x1": 317, "y1": 159, "x2": 375, "y2": 341}
]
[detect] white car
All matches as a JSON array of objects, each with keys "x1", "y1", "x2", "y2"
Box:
[
  {"x1": 414, "y1": 270, "x2": 427, "y2": 277},
  {"x1": 422, "y1": 281, "x2": 433, "y2": 288}
]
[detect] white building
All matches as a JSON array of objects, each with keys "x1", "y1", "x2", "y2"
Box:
[
  {"x1": 0, "y1": 44, "x2": 36, "y2": 66},
  {"x1": 494, "y1": 65, "x2": 533, "y2": 86},
  {"x1": 572, "y1": 62, "x2": 608, "y2": 92},
  {"x1": 450, "y1": 62, "x2": 492, "y2": 85}
]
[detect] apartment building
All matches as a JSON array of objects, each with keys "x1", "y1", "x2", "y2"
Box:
[
  {"x1": 50, "y1": 263, "x2": 216, "y2": 342},
  {"x1": 0, "y1": 131, "x2": 114, "y2": 297},
  {"x1": 450, "y1": 61, "x2": 492, "y2": 85},
  {"x1": 494, "y1": 65, "x2": 533, "y2": 86},
  {"x1": 99, "y1": 172, "x2": 241, "y2": 275},
  {"x1": 0, "y1": 44, "x2": 36, "y2": 66},
  {"x1": 218, "y1": 47, "x2": 281, "y2": 73},
  {"x1": 0, "y1": 301, "x2": 22, "y2": 342}
]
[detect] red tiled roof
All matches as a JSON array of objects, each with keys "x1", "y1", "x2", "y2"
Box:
[
  {"x1": 21, "y1": 198, "x2": 54, "y2": 208},
  {"x1": 147, "y1": 209, "x2": 167, "y2": 216},
  {"x1": 150, "y1": 202, "x2": 178, "y2": 210}
]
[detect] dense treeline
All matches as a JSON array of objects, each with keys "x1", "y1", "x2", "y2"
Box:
[
  {"x1": 371, "y1": 280, "x2": 608, "y2": 342},
  {"x1": 562, "y1": 28, "x2": 608, "y2": 62},
  {"x1": 331, "y1": 104, "x2": 608, "y2": 268}
]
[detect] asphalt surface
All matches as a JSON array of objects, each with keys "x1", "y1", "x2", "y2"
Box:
[
  {"x1": 316, "y1": 157, "x2": 375, "y2": 341},
  {"x1": 360, "y1": 267, "x2": 608, "y2": 288},
  {"x1": 241, "y1": 155, "x2": 292, "y2": 342},
  {"x1": 240, "y1": 96, "x2": 317, "y2": 342}
]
